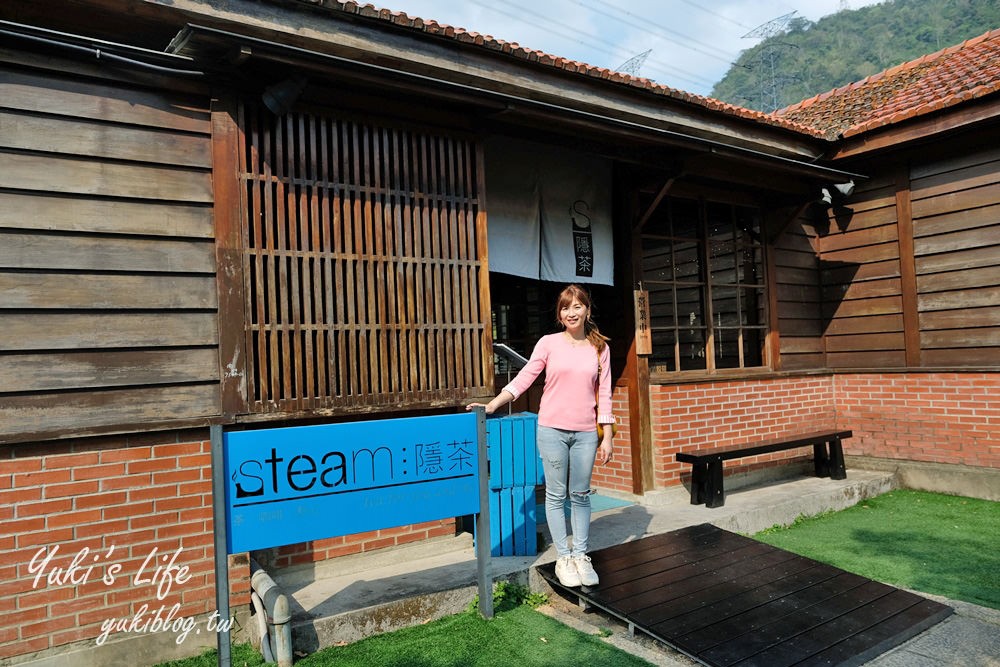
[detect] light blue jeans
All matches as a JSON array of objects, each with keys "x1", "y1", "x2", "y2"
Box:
[{"x1": 537, "y1": 425, "x2": 598, "y2": 557}]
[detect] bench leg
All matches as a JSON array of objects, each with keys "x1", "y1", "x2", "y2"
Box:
[
  {"x1": 705, "y1": 460, "x2": 725, "y2": 508},
  {"x1": 813, "y1": 443, "x2": 830, "y2": 477},
  {"x1": 689, "y1": 462, "x2": 707, "y2": 505},
  {"x1": 829, "y1": 438, "x2": 847, "y2": 480}
]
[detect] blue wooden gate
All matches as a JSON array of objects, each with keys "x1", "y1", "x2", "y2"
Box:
[{"x1": 485, "y1": 412, "x2": 543, "y2": 556}]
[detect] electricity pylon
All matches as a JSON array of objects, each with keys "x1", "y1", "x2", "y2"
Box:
[
  {"x1": 742, "y1": 11, "x2": 796, "y2": 112},
  {"x1": 617, "y1": 49, "x2": 652, "y2": 77}
]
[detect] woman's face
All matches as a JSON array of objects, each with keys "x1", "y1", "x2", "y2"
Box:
[{"x1": 559, "y1": 297, "x2": 589, "y2": 334}]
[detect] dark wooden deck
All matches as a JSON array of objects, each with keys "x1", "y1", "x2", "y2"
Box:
[{"x1": 537, "y1": 524, "x2": 953, "y2": 666}]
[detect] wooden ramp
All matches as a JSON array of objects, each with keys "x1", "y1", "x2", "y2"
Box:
[{"x1": 537, "y1": 524, "x2": 953, "y2": 667}]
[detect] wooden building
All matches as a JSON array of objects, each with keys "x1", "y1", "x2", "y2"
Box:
[{"x1": 0, "y1": 1, "x2": 996, "y2": 663}]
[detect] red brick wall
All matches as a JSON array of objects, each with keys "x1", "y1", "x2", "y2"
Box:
[
  {"x1": 650, "y1": 376, "x2": 837, "y2": 488},
  {"x1": 589, "y1": 386, "x2": 633, "y2": 493},
  {"x1": 0, "y1": 430, "x2": 250, "y2": 660},
  {"x1": 594, "y1": 371, "x2": 998, "y2": 499},
  {"x1": 835, "y1": 372, "x2": 1000, "y2": 468},
  {"x1": 1, "y1": 426, "x2": 463, "y2": 661}
]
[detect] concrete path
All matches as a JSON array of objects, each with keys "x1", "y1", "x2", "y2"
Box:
[{"x1": 272, "y1": 469, "x2": 1000, "y2": 665}]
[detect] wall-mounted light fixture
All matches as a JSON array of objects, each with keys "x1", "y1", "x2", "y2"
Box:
[
  {"x1": 820, "y1": 180, "x2": 855, "y2": 205},
  {"x1": 262, "y1": 75, "x2": 307, "y2": 115}
]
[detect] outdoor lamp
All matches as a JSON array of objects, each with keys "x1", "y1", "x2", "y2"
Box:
[
  {"x1": 262, "y1": 75, "x2": 307, "y2": 115},
  {"x1": 820, "y1": 180, "x2": 855, "y2": 205}
]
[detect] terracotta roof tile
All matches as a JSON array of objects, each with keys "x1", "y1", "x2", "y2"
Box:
[
  {"x1": 295, "y1": 0, "x2": 825, "y2": 137},
  {"x1": 776, "y1": 28, "x2": 1000, "y2": 138}
]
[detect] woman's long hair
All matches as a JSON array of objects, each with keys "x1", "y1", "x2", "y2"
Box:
[{"x1": 556, "y1": 284, "x2": 610, "y2": 353}]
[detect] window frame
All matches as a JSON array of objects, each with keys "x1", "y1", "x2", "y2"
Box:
[{"x1": 640, "y1": 195, "x2": 771, "y2": 380}]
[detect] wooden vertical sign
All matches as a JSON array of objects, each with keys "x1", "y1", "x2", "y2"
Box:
[{"x1": 634, "y1": 289, "x2": 652, "y2": 355}]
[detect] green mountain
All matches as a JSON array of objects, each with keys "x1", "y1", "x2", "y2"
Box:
[{"x1": 710, "y1": 0, "x2": 1000, "y2": 112}]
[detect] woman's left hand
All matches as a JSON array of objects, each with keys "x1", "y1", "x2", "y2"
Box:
[{"x1": 597, "y1": 438, "x2": 613, "y2": 465}]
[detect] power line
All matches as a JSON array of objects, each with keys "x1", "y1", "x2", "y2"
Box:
[
  {"x1": 574, "y1": 0, "x2": 740, "y2": 66},
  {"x1": 465, "y1": 0, "x2": 716, "y2": 88},
  {"x1": 677, "y1": 0, "x2": 752, "y2": 31}
]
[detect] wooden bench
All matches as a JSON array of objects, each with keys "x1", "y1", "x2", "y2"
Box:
[{"x1": 676, "y1": 430, "x2": 852, "y2": 508}]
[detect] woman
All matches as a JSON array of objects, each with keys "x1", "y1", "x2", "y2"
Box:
[{"x1": 467, "y1": 284, "x2": 614, "y2": 587}]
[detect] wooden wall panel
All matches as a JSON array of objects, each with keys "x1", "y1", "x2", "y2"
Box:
[
  {"x1": 0, "y1": 60, "x2": 218, "y2": 443},
  {"x1": 0, "y1": 386, "x2": 220, "y2": 437},
  {"x1": 0, "y1": 313, "x2": 218, "y2": 350},
  {"x1": 0, "y1": 349, "x2": 219, "y2": 392},
  {"x1": 817, "y1": 177, "x2": 905, "y2": 369},
  {"x1": 0, "y1": 68, "x2": 209, "y2": 131},
  {"x1": 0, "y1": 111, "x2": 212, "y2": 167},
  {"x1": 0, "y1": 152, "x2": 212, "y2": 201},
  {"x1": 772, "y1": 212, "x2": 824, "y2": 371},
  {"x1": 0, "y1": 191, "x2": 213, "y2": 237},
  {"x1": 911, "y1": 146, "x2": 1000, "y2": 366}
]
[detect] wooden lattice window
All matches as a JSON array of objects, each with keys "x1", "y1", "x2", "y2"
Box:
[
  {"x1": 233, "y1": 104, "x2": 492, "y2": 415},
  {"x1": 641, "y1": 196, "x2": 767, "y2": 374}
]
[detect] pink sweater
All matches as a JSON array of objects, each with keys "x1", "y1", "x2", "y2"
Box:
[{"x1": 502, "y1": 333, "x2": 614, "y2": 432}]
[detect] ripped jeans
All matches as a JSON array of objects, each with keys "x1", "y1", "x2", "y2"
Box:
[{"x1": 537, "y1": 425, "x2": 599, "y2": 557}]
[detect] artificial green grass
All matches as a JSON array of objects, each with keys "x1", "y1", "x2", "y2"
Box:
[
  {"x1": 156, "y1": 605, "x2": 653, "y2": 667},
  {"x1": 154, "y1": 641, "x2": 264, "y2": 667},
  {"x1": 753, "y1": 489, "x2": 1000, "y2": 610},
  {"x1": 297, "y1": 604, "x2": 652, "y2": 667}
]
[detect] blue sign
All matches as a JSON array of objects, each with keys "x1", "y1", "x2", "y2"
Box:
[{"x1": 222, "y1": 413, "x2": 480, "y2": 553}]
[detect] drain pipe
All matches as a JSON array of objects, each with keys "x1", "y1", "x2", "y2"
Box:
[
  {"x1": 250, "y1": 590, "x2": 275, "y2": 662},
  {"x1": 250, "y1": 559, "x2": 292, "y2": 667}
]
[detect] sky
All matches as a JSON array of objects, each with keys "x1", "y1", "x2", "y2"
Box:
[{"x1": 366, "y1": 0, "x2": 885, "y2": 97}]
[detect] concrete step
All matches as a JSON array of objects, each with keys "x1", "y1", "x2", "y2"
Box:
[{"x1": 272, "y1": 532, "x2": 535, "y2": 652}]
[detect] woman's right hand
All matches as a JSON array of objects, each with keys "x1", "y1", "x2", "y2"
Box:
[{"x1": 466, "y1": 390, "x2": 513, "y2": 415}]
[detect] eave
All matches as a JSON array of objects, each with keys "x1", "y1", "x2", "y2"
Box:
[
  {"x1": 168, "y1": 22, "x2": 864, "y2": 185},
  {"x1": 828, "y1": 94, "x2": 1000, "y2": 160}
]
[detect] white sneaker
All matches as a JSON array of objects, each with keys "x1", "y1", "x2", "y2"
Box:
[
  {"x1": 555, "y1": 555, "x2": 582, "y2": 587},
  {"x1": 573, "y1": 554, "x2": 599, "y2": 586}
]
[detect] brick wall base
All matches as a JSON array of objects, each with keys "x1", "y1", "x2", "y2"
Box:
[
  {"x1": 650, "y1": 376, "x2": 837, "y2": 490},
  {"x1": 620, "y1": 371, "x2": 997, "y2": 498},
  {"x1": 1, "y1": 430, "x2": 251, "y2": 663},
  {"x1": 0, "y1": 427, "x2": 449, "y2": 664},
  {"x1": 834, "y1": 372, "x2": 999, "y2": 469}
]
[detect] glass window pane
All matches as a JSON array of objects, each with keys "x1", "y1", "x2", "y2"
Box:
[
  {"x1": 650, "y1": 329, "x2": 676, "y2": 373},
  {"x1": 679, "y1": 327, "x2": 707, "y2": 370},
  {"x1": 738, "y1": 244, "x2": 764, "y2": 285},
  {"x1": 712, "y1": 286, "x2": 738, "y2": 328},
  {"x1": 741, "y1": 288, "x2": 766, "y2": 327},
  {"x1": 743, "y1": 328, "x2": 764, "y2": 367},
  {"x1": 715, "y1": 330, "x2": 741, "y2": 369},
  {"x1": 675, "y1": 285, "x2": 704, "y2": 328},
  {"x1": 710, "y1": 235, "x2": 736, "y2": 285},
  {"x1": 647, "y1": 284, "x2": 676, "y2": 328},
  {"x1": 670, "y1": 198, "x2": 699, "y2": 238},
  {"x1": 735, "y1": 206, "x2": 761, "y2": 242},
  {"x1": 643, "y1": 210, "x2": 671, "y2": 236},
  {"x1": 673, "y1": 239, "x2": 701, "y2": 283},
  {"x1": 641, "y1": 237, "x2": 673, "y2": 281}
]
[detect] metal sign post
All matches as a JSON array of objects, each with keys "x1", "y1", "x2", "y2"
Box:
[
  {"x1": 473, "y1": 406, "x2": 493, "y2": 618},
  {"x1": 209, "y1": 424, "x2": 231, "y2": 667}
]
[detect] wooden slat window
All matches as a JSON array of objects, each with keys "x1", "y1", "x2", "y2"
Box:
[{"x1": 236, "y1": 104, "x2": 490, "y2": 414}]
